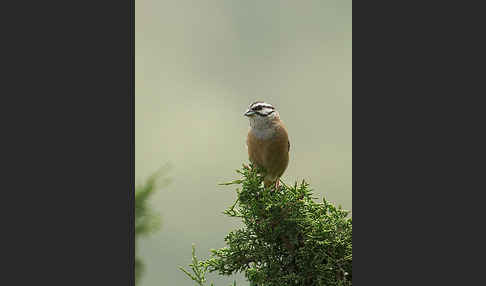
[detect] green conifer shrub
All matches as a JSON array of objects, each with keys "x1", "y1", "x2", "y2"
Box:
[{"x1": 181, "y1": 164, "x2": 352, "y2": 286}]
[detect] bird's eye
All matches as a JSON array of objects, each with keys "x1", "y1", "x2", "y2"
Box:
[{"x1": 253, "y1": 106, "x2": 263, "y2": 111}]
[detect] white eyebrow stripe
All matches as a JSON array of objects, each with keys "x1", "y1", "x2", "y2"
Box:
[{"x1": 251, "y1": 102, "x2": 274, "y2": 109}]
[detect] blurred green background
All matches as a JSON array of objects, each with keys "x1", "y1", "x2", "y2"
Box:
[{"x1": 136, "y1": 1, "x2": 352, "y2": 285}]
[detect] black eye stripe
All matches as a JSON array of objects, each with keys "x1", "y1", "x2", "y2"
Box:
[{"x1": 255, "y1": 110, "x2": 275, "y2": 117}]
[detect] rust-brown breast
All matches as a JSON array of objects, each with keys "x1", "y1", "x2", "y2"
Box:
[{"x1": 247, "y1": 124, "x2": 289, "y2": 179}]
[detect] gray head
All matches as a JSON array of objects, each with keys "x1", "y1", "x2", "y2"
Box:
[{"x1": 244, "y1": 101, "x2": 280, "y2": 129}]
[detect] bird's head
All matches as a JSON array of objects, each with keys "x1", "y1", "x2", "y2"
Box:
[{"x1": 244, "y1": 101, "x2": 280, "y2": 129}]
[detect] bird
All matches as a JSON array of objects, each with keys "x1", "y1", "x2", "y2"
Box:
[{"x1": 244, "y1": 101, "x2": 290, "y2": 190}]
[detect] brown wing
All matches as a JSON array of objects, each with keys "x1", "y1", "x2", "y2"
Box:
[{"x1": 264, "y1": 126, "x2": 289, "y2": 178}]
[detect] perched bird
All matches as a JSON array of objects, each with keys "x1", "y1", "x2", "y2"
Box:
[{"x1": 244, "y1": 101, "x2": 290, "y2": 189}]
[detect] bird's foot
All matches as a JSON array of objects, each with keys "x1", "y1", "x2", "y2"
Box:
[
  {"x1": 273, "y1": 180, "x2": 284, "y2": 192},
  {"x1": 265, "y1": 180, "x2": 281, "y2": 192}
]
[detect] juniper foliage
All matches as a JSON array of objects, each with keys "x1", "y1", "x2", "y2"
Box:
[
  {"x1": 179, "y1": 244, "x2": 237, "y2": 286},
  {"x1": 181, "y1": 164, "x2": 352, "y2": 286}
]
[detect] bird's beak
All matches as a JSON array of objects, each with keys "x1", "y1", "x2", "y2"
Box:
[{"x1": 244, "y1": 109, "x2": 255, "y2": 117}]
